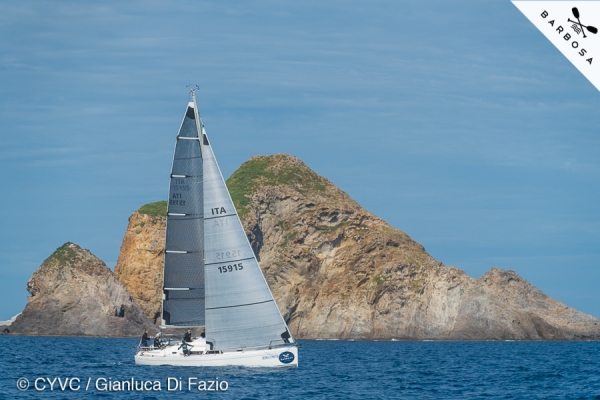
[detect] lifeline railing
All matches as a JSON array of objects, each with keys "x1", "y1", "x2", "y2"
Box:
[{"x1": 136, "y1": 336, "x2": 297, "y2": 354}]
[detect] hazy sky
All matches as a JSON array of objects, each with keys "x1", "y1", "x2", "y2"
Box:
[{"x1": 1, "y1": 0, "x2": 599, "y2": 321}]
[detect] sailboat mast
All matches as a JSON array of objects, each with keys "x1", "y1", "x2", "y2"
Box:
[{"x1": 190, "y1": 89, "x2": 203, "y2": 136}]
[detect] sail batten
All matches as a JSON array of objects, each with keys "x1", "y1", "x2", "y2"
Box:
[
  {"x1": 204, "y1": 257, "x2": 255, "y2": 267},
  {"x1": 204, "y1": 215, "x2": 237, "y2": 221},
  {"x1": 206, "y1": 299, "x2": 274, "y2": 311}
]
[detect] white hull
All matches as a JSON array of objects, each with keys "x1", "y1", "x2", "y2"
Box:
[{"x1": 135, "y1": 343, "x2": 298, "y2": 367}]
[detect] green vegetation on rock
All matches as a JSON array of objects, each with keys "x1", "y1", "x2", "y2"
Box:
[
  {"x1": 43, "y1": 243, "x2": 79, "y2": 268},
  {"x1": 226, "y1": 157, "x2": 272, "y2": 220},
  {"x1": 226, "y1": 155, "x2": 328, "y2": 221},
  {"x1": 136, "y1": 155, "x2": 329, "y2": 221},
  {"x1": 138, "y1": 201, "x2": 168, "y2": 217},
  {"x1": 280, "y1": 230, "x2": 298, "y2": 248},
  {"x1": 373, "y1": 275, "x2": 392, "y2": 289}
]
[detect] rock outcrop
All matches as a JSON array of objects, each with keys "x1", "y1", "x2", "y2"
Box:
[
  {"x1": 115, "y1": 154, "x2": 600, "y2": 340},
  {"x1": 10, "y1": 243, "x2": 154, "y2": 337},
  {"x1": 114, "y1": 207, "x2": 166, "y2": 323},
  {"x1": 0, "y1": 313, "x2": 18, "y2": 334}
]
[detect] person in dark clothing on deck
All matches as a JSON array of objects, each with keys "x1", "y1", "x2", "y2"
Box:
[
  {"x1": 184, "y1": 329, "x2": 193, "y2": 343},
  {"x1": 179, "y1": 339, "x2": 191, "y2": 356},
  {"x1": 153, "y1": 333, "x2": 161, "y2": 349},
  {"x1": 141, "y1": 329, "x2": 149, "y2": 348}
]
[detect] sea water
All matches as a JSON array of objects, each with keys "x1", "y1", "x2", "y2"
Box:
[{"x1": 1, "y1": 336, "x2": 600, "y2": 399}]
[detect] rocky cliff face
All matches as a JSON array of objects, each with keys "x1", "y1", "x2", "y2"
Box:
[
  {"x1": 114, "y1": 208, "x2": 166, "y2": 323},
  {"x1": 10, "y1": 243, "x2": 154, "y2": 337},
  {"x1": 115, "y1": 154, "x2": 600, "y2": 340}
]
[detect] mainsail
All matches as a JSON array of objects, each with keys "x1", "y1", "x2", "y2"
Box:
[
  {"x1": 162, "y1": 91, "x2": 293, "y2": 351},
  {"x1": 162, "y1": 102, "x2": 205, "y2": 327}
]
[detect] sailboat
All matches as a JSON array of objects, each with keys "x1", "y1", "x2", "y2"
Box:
[{"x1": 134, "y1": 90, "x2": 298, "y2": 367}]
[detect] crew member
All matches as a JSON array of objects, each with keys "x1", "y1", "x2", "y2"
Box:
[{"x1": 141, "y1": 329, "x2": 149, "y2": 348}]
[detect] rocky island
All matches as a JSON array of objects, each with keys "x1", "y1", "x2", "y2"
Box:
[
  {"x1": 113, "y1": 154, "x2": 600, "y2": 340},
  {"x1": 6, "y1": 154, "x2": 600, "y2": 339},
  {"x1": 9, "y1": 243, "x2": 154, "y2": 337}
]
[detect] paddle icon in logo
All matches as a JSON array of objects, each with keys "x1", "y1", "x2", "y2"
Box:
[{"x1": 567, "y1": 7, "x2": 597, "y2": 38}]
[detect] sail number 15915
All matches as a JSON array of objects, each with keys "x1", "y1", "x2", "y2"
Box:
[
  {"x1": 215, "y1": 250, "x2": 241, "y2": 260},
  {"x1": 218, "y1": 263, "x2": 243, "y2": 274}
]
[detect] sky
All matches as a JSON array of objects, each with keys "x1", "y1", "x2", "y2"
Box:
[{"x1": 1, "y1": 0, "x2": 599, "y2": 321}]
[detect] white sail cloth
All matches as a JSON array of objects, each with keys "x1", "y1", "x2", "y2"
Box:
[{"x1": 201, "y1": 128, "x2": 292, "y2": 351}]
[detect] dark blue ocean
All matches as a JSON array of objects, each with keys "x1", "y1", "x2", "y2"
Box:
[{"x1": 2, "y1": 337, "x2": 600, "y2": 399}]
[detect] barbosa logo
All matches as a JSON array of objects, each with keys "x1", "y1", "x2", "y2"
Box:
[
  {"x1": 513, "y1": 1, "x2": 600, "y2": 91},
  {"x1": 541, "y1": 9, "x2": 593, "y2": 65}
]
